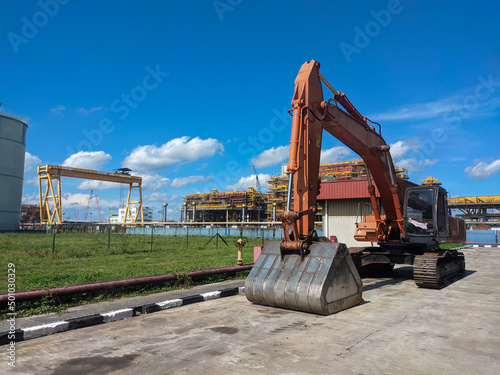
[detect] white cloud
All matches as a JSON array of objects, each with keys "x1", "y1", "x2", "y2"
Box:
[
  {"x1": 61, "y1": 192, "x2": 94, "y2": 207},
  {"x1": 464, "y1": 159, "x2": 500, "y2": 179},
  {"x1": 62, "y1": 151, "x2": 112, "y2": 170},
  {"x1": 171, "y1": 175, "x2": 213, "y2": 188},
  {"x1": 25, "y1": 177, "x2": 39, "y2": 187},
  {"x1": 24, "y1": 152, "x2": 41, "y2": 172},
  {"x1": 388, "y1": 139, "x2": 439, "y2": 173},
  {"x1": 251, "y1": 145, "x2": 352, "y2": 168},
  {"x1": 76, "y1": 106, "x2": 105, "y2": 115},
  {"x1": 51, "y1": 105, "x2": 66, "y2": 115},
  {"x1": 320, "y1": 146, "x2": 351, "y2": 164},
  {"x1": 370, "y1": 98, "x2": 457, "y2": 121},
  {"x1": 60, "y1": 192, "x2": 117, "y2": 220},
  {"x1": 448, "y1": 157, "x2": 467, "y2": 163},
  {"x1": 389, "y1": 140, "x2": 420, "y2": 160},
  {"x1": 22, "y1": 193, "x2": 39, "y2": 205},
  {"x1": 144, "y1": 192, "x2": 179, "y2": 203},
  {"x1": 251, "y1": 145, "x2": 290, "y2": 168},
  {"x1": 61, "y1": 192, "x2": 117, "y2": 209},
  {"x1": 140, "y1": 173, "x2": 170, "y2": 191},
  {"x1": 76, "y1": 180, "x2": 119, "y2": 191},
  {"x1": 396, "y1": 157, "x2": 438, "y2": 172},
  {"x1": 369, "y1": 89, "x2": 500, "y2": 122},
  {"x1": 75, "y1": 172, "x2": 170, "y2": 192},
  {"x1": 123, "y1": 136, "x2": 224, "y2": 171},
  {"x1": 225, "y1": 173, "x2": 270, "y2": 192}
]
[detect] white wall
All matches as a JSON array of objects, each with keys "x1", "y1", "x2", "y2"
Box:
[
  {"x1": 326, "y1": 216, "x2": 364, "y2": 248},
  {"x1": 116, "y1": 206, "x2": 153, "y2": 223},
  {"x1": 322, "y1": 198, "x2": 378, "y2": 249}
]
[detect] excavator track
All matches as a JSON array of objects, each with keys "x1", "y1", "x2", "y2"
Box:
[{"x1": 413, "y1": 250, "x2": 465, "y2": 289}]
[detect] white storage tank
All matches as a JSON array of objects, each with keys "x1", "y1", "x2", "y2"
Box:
[{"x1": 0, "y1": 112, "x2": 29, "y2": 230}]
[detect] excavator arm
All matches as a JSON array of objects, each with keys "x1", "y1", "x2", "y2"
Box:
[{"x1": 246, "y1": 60, "x2": 365, "y2": 315}]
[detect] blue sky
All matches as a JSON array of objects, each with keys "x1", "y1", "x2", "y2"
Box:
[{"x1": 1, "y1": 0, "x2": 499, "y2": 221}]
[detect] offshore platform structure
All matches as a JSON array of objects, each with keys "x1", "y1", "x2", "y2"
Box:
[
  {"x1": 37, "y1": 165, "x2": 144, "y2": 224},
  {"x1": 182, "y1": 187, "x2": 267, "y2": 222}
]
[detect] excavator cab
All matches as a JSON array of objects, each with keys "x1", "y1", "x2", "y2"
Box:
[{"x1": 404, "y1": 186, "x2": 452, "y2": 244}]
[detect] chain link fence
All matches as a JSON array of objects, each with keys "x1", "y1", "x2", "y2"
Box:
[
  {"x1": 466, "y1": 229, "x2": 499, "y2": 246},
  {"x1": 10, "y1": 222, "x2": 299, "y2": 254}
]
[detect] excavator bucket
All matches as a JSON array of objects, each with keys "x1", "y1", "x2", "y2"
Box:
[{"x1": 245, "y1": 239, "x2": 363, "y2": 315}]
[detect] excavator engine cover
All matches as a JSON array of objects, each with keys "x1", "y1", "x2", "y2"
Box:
[{"x1": 245, "y1": 239, "x2": 363, "y2": 315}]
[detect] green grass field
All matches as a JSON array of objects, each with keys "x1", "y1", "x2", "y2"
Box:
[
  {"x1": 0, "y1": 232, "x2": 261, "y2": 293},
  {"x1": 0, "y1": 231, "x2": 462, "y2": 318}
]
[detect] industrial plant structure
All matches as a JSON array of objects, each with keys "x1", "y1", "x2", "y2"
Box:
[
  {"x1": 0, "y1": 111, "x2": 28, "y2": 231},
  {"x1": 182, "y1": 187, "x2": 267, "y2": 223},
  {"x1": 20, "y1": 204, "x2": 40, "y2": 224},
  {"x1": 181, "y1": 159, "x2": 411, "y2": 241},
  {"x1": 448, "y1": 195, "x2": 500, "y2": 229}
]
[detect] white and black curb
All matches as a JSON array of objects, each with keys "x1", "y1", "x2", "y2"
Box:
[
  {"x1": 467, "y1": 244, "x2": 500, "y2": 248},
  {"x1": 0, "y1": 287, "x2": 244, "y2": 345}
]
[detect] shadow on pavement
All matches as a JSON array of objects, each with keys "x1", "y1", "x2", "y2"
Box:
[{"x1": 361, "y1": 266, "x2": 476, "y2": 291}]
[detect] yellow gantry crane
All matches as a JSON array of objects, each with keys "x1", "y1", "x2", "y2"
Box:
[
  {"x1": 37, "y1": 165, "x2": 144, "y2": 224},
  {"x1": 448, "y1": 195, "x2": 500, "y2": 223}
]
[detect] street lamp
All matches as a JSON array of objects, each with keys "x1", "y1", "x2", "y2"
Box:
[{"x1": 163, "y1": 203, "x2": 168, "y2": 222}]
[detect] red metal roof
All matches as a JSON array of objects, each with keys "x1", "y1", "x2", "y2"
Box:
[{"x1": 318, "y1": 179, "x2": 380, "y2": 200}]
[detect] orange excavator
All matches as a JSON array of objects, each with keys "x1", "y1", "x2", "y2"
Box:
[{"x1": 245, "y1": 60, "x2": 466, "y2": 315}]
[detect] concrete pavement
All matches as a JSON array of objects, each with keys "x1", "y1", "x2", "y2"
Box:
[{"x1": 0, "y1": 280, "x2": 246, "y2": 344}]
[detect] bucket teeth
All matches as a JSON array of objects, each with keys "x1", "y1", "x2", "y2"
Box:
[{"x1": 245, "y1": 240, "x2": 363, "y2": 315}]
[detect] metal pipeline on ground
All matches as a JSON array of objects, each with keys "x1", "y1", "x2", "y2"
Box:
[{"x1": 0, "y1": 264, "x2": 253, "y2": 303}]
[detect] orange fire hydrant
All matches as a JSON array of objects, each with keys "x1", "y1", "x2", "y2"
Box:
[{"x1": 235, "y1": 238, "x2": 246, "y2": 266}]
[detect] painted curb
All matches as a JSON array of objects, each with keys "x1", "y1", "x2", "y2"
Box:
[
  {"x1": 468, "y1": 244, "x2": 500, "y2": 248},
  {"x1": 0, "y1": 286, "x2": 245, "y2": 345}
]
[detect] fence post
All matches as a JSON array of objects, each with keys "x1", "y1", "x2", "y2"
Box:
[
  {"x1": 108, "y1": 224, "x2": 111, "y2": 251},
  {"x1": 151, "y1": 225, "x2": 154, "y2": 251},
  {"x1": 52, "y1": 225, "x2": 56, "y2": 254},
  {"x1": 186, "y1": 225, "x2": 189, "y2": 247}
]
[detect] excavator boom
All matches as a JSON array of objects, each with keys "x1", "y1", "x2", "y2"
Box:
[{"x1": 246, "y1": 60, "x2": 364, "y2": 315}]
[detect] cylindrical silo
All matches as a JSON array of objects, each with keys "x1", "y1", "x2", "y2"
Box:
[{"x1": 0, "y1": 112, "x2": 29, "y2": 231}]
